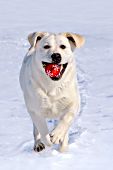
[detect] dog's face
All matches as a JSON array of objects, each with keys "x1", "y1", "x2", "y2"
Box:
[{"x1": 28, "y1": 32, "x2": 85, "y2": 81}]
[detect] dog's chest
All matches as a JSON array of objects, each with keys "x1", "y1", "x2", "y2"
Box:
[
  {"x1": 42, "y1": 95, "x2": 70, "y2": 118},
  {"x1": 38, "y1": 88, "x2": 71, "y2": 118}
]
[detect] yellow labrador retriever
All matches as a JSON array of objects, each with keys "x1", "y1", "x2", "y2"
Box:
[{"x1": 19, "y1": 32, "x2": 85, "y2": 152}]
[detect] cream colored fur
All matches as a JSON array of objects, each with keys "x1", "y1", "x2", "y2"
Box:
[{"x1": 19, "y1": 32, "x2": 85, "y2": 152}]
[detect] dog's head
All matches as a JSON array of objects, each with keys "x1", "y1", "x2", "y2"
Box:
[{"x1": 28, "y1": 32, "x2": 85, "y2": 81}]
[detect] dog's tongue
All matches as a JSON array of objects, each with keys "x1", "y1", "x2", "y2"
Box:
[{"x1": 45, "y1": 64, "x2": 61, "y2": 78}]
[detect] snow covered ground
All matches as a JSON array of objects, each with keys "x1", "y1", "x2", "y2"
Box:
[{"x1": 0, "y1": 0, "x2": 113, "y2": 169}]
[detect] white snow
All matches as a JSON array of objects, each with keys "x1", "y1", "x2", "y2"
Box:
[{"x1": 0, "y1": 0, "x2": 113, "y2": 169}]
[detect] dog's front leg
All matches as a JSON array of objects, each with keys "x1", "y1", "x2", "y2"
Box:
[
  {"x1": 49, "y1": 112, "x2": 74, "y2": 146},
  {"x1": 49, "y1": 99, "x2": 80, "y2": 152},
  {"x1": 33, "y1": 124, "x2": 46, "y2": 152},
  {"x1": 30, "y1": 112, "x2": 51, "y2": 152}
]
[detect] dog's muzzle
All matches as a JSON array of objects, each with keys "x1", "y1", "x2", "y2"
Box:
[{"x1": 42, "y1": 53, "x2": 68, "y2": 81}]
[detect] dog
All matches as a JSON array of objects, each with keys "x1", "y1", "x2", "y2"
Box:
[{"x1": 19, "y1": 32, "x2": 85, "y2": 152}]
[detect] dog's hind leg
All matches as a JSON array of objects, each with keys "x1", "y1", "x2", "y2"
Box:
[{"x1": 59, "y1": 132, "x2": 69, "y2": 152}]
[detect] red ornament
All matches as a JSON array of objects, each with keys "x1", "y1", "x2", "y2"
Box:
[{"x1": 45, "y1": 64, "x2": 61, "y2": 78}]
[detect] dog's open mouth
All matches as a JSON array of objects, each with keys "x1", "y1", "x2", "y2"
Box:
[{"x1": 42, "y1": 62, "x2": 68, "y2": 81}]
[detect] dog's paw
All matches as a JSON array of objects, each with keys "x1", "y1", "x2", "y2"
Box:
[
  {"x1": 49, "y1": 125, "x2": 67, "y2": 144},
  {"x1": 34, "y1": 142, "x2": 45, "y2": 152},
  {"x1": 46, "y1": 134, "x2": 53, "y2": 146}
]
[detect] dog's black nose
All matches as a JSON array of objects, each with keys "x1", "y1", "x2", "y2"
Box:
[{"x1": 51, "y1": 53, "x2": 61, "y2": 64}]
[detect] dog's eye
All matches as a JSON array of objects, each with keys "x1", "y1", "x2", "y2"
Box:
[
  {"x1": 60, "y1": 45, "x2": 66, "y2": 49},
  {"x1": 43, "y1": 45, "x2": 51, "y2": 49}
]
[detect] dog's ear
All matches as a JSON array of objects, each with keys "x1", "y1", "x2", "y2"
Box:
[
  {"x1": 63, "y1": 33, "x2": 85, "y2": 50},
  {"x1": 27, "y1": 32, "x2": 47, "y2": 55},
  {"x1": 28, "y1": 32, "x2": 46, "y2": 48}
]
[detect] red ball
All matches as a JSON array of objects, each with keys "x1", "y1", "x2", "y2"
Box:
[{"x1": 45, "y1": 64, "x2": 61, "y2": 78}]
